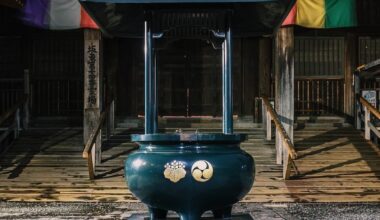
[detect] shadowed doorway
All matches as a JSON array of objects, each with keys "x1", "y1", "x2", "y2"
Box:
[{"x1": 119, "y1": 38, "x2": 256, "y2": 119}]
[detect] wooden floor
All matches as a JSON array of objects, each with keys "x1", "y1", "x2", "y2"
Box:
[{"x1": 0, "y1": 123, "x2": 379, "y2": 203}]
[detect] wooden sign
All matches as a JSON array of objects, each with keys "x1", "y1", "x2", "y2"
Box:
[{"x1": 84, "y1": 39, "x2": 100, "y2": 109}]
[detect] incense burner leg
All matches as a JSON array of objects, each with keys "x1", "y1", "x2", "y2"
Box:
[
  {"x1": 212, "y1": 205, "x2": 232, "y2": 219},
  {"x1": 148, "y1": 206, "x2": 168, "y2": 220},
  {"x1": 178, "y1": 210, "x2": 202, "y2": 220}
]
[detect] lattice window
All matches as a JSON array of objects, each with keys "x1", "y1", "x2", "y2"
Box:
[
  {"x1": 295, "y1": 37, "x2": 344, "y2": 78},
  {"x1": 359, "y1": 37, "x2": 380, "y2": 65}
]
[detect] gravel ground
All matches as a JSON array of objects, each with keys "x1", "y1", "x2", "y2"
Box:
[{"x1": 0, "y1": 202, "x2": 379, "y2": 219}]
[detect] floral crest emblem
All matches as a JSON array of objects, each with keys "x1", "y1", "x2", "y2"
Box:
[{"x1": 164, "y1": 160, "x2": 186, "y2": 183}]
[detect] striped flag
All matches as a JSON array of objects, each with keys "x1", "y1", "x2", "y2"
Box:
[
  {"x1": 20, "y1": 0, "x2": 98, "y2": 30},
  {"x1": 283, "y1": 0, "x2": 357, "y2": 28}
]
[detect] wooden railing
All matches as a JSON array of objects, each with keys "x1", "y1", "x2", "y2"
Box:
[
  {"x1": 270, "y1": 78, "x2": 345, "y2": 116},
  {"x1": 261, "y1": 97, "x2": 298, "y2": 179},
  {"x1": 82, "y1": 100, "x2": 114, "y2": 180},
  {"x1": 0, "y1": 95, "x2": 29, "y2": 154},
  {"x1": 31, "y1": 77, "x2": 83, "y2": 117},
  {"x1": 294, "y1": 78, "x2": 344, "y2": 116},
  {"x1": 0, "y1": 78, "x2": 24, "y2": 115},
  {"x1": 357, "y1": 96, "x2": 380, "y2": 141}
]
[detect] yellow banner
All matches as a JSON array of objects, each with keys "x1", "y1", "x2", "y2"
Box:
[{"x1": 296, "y1": 0, "x2": 325, "y2": 28}]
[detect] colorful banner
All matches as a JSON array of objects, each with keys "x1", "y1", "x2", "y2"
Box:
[
  {"x1": 283, "y1": 0, "x2": 357, "y2": 28},
  {"x1": 20, "y1": 0, "x2": 98, "y2": 30}
]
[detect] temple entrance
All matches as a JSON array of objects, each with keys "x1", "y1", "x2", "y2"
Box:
[
  {"x1": 120, "y1": 38, "x2": 251, "y2": 118},
  {"x1": 158, "y1": 40, "x2": 222, "y2": 117}
]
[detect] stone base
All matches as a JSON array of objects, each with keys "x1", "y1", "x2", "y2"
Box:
[{"x1": 128, "y1": 214, "x2": 253, "y2": 220}]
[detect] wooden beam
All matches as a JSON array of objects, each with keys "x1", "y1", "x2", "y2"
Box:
[
  {"x1": 275, "y1": 27, "x2": 295, "y2": 168},
  {"x1": 83, "y1": 29, "x2": 102, "y2": 171}
]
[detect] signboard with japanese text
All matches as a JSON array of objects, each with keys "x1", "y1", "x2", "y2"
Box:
[{"x1": 362, "y1": 90, "x2": 377, "y2": 108}]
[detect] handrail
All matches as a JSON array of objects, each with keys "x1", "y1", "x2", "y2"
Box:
[
  {"x1": 0, "y1": 96, "x2": 28, "y2": 126},
  {"x1": 359, "y1": 96, "x2": 380, "y2": 120},
  {"x1": 358, "y1": 96, "x2": 380, "y2": 141},
  {"x1": 0, "y1": 95, "x2": 28, "y2": 155},
  {"x1": 82, "y1": 102, "x2": 112, "y2": 180},
  {"x1": 261, "y1": 96, "x2": 298, "y2": 179},
  {"x1": 261, "y1": 97, "x2": 297, "y2": 159}
]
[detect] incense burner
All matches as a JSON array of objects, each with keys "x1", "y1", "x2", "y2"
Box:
[{"x1": 125, "y1": 133, "x2": 254, "y2": 220}]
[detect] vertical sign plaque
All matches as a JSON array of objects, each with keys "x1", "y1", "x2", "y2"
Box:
[
  {"x1": 85, "y1": 40, "x2": 99, "y2": 109},
  {"x1": 84, "y1": 30, "x2": 102, "y2": 169}
]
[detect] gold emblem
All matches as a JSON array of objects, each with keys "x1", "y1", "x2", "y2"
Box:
[
  {"x1": 164, "y1": 160, "x2": 186, "y2": 183},
  {"x1": 191, "y1": 160, "x2": 213, "y2": 182}
]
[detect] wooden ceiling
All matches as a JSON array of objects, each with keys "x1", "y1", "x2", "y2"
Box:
[{"x1": 0, "y1": 0, "x2": 24, "y2": 9}]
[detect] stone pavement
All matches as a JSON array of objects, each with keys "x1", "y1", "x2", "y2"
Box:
[{"x1": 0, "y1": 202, "x2": 379, "y2": 219}]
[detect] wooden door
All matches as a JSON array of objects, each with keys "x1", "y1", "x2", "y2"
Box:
[
  {"x1": 120, "y1": 38, "x2": 251, "y2": 118},
  {"x1": 158, "y1": 39, "x2": 223, "y2": 117},
  {"x1": 188, "y1": 40, "x2": 222, "y2": 116},
  {"x1": 158, "y1": 40, "x2": 190, "y2": 116}
]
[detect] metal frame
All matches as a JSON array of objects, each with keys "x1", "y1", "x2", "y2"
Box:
[{"x1": 143, "y1": 11, "x2": 234, "y2": 134}]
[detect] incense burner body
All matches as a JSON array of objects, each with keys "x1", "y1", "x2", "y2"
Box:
[{"x1": 125, "y1": 133, "x2": 254, "y2": 220}]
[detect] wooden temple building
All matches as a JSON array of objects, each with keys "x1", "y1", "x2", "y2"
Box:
[{"x1": 0, "y1": 0, "x2": 380, "y2": 203}]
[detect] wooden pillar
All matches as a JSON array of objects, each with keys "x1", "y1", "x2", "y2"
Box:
[
  {"x1": 274, "y1": 27, "x2": 294, "y2": 165},
  {"x1": 344, "y1": 33, "x2": 358, "y2": 121},
  {"x1": 84, "y1": 29, "x2": 102, "y2": 165}
]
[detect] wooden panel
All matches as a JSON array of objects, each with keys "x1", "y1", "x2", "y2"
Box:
[
  {"x1": 188, "y1": 40, "x2": 221, "y2": 116},
  {"x1": 31, "y1": 78, "x2": 83, "y2": 117},
  {"x1": 117, "y1": 38, "x2": 143, "y2": 117},
  {"x1": 243, "y1": 38, "x2": 260, "y2": 119},
  {"x1": 357, "y1": 0, "x2": 380, "y2": 27},
  {"x1": 0, "y1": 36, "x2": 23, "y2": 115},
  {"x1": 0, "y1": 6, "x2": 23, "y2": 35},
  {"x1": 30, "y1": 31, "x2": 84, "y2": 117},
  {"x1": 158, "y1": 40, "x2": 190, "y2": 116},
  {"x1": 0, "y1": 36, "x2": 22, "y2": 78}
]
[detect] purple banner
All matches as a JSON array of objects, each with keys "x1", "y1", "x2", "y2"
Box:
[{"x1": 20, "y1": 0, "x2": 50, "y2": 29}]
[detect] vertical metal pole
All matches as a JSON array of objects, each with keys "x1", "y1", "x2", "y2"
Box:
[
  {"x1": 144, "y1": 18, "x2": 154, "y2": 134},
  {"x1": 153, "y1": 48, "x2": 158, "y2": 133},
  {"x1": 223, "y1": 14, "x2": 233, "y2": 134}
]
